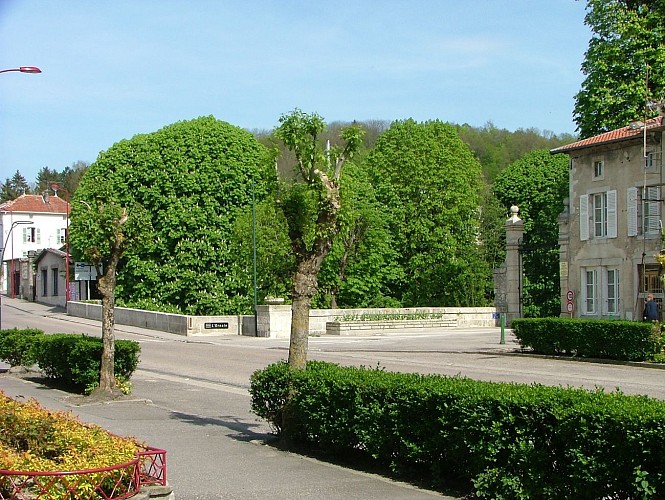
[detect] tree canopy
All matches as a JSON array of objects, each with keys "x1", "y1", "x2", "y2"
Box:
[
  {"x1": 493, "y1": 149, "x2": 569, "y2": 317},
  {"x1": 574, "y1": 0, "x2": 665, "y2": 137},
  {"x1": 367, "y1": 119, "x2": 490, "y2": 307},
  {"x1": 71, "y1": 116, "x2": 274, "y2": 315}
]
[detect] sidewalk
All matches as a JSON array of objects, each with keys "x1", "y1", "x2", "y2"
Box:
[{"x1": 1, "y1": 297, "x2": 459, "y2": 499}]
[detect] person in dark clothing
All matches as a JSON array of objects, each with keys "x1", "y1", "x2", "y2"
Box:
[{"x1": 643, "y1": 294, "x2": 659, "y2": 322}]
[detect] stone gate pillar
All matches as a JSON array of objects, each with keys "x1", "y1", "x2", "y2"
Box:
[{"x1": 505, "y1": 206, "x2": 524, "y2": 325}]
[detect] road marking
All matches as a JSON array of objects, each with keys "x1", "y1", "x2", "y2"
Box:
[{"x1": 134, "y1": 370, "x2": 249, "y2": 396}]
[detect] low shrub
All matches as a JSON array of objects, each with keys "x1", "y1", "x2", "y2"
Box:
[
  {"x1": 250, "y1": 361, "x2": 665, "y2": 498},
  {"x1": 28, "y1": 334, "x2": 140, "y2": 392},
  {"x1": 511, "y1": 318, "x2": 664, "y2": 361},
  {"x1": 0, "y1": 328, "x2": 44, "y2": 367},
  {"x1": 0, "y1": 390, "x2": 143, "y2": 499}
]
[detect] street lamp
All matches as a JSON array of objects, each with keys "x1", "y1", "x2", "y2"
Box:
[
  {"x1": 0, "y1": 220, "x2": 34, "y2": 330},
  {"x1": 51, "y1": 184, "x2": 71, "y2": 303},
  {"x1": 0, "y1": 66, "x2": 42, "y2": 74}
]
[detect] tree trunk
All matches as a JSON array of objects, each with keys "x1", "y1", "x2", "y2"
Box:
[
  {"x1": 96, "y1": 255, "x2": 120, "y2": 394},
  {"x1": 288, "y1": 256, "x2": 321, "y2": 370}
]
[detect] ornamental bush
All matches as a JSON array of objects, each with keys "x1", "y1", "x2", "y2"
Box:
[
  {"x1": 511, "y1": 318, "x2": 664, "y2": 361},
  {"x1": 0, "y1": 391, "x2": 143, "y2": 499},
  {"x1": 250, "y1": 361, "x2": 665, "y2": 498}
]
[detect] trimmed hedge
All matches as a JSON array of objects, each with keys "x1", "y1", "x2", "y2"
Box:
[
  {"x1": 0, "y1": 328, "x2": 43, "y2": 367},
  {"x1": 250, "y1": 361, "x2": 665, "y2": 498},
  {"x1": 29, "y1": 334, "x2": 140, "y2": 391},
  {"x1": 511, "y1": 318, "x2": 664, "y2": 361},
  {"x1": 0, "y1": 329, "x2": 140, "y2": 393}
]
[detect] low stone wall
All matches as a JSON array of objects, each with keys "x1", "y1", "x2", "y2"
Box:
[
  {"x1": 66, "y1": 302, "x2": 255, "y2": 337},
  {"x1": 327, "y1": 317, "x2": 459, "y2": 335},
  {"x1": 67, "y1": 302, "x2": 500, "y2": 338},
  {"x1": 311, "y1": 307, "x2": 499, "y2": 335}
]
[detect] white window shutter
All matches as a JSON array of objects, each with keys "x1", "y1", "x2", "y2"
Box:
[
  {"x1": 580, "y1": 194, "x2": 589, "y2": 241},
  {"x1": 607, "y1": 190, "x2": 617, "y2": 238},
  {"x1": 648, "y1": 186, "x2": 660, "y2": 234},
  {"x1": 627, "y1": 187, "x2": 638, "y2": 236}
]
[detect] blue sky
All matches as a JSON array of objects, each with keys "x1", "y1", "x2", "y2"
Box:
[{"x1": 1, "y1": 1, "x2": 590, "y2": 184}]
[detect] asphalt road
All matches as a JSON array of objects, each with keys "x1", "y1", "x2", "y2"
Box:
[{"x1": 2, "y1": 297, "x2": 665, "y2": 499}]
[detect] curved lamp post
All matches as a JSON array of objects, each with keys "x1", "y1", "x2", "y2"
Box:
[
  {"x1": 51, "y1": 184, "x2": 71, "y2": 303},
  {"x1": 0, "y1": 66, "x2": 42, "y2": 74},
  {"x1": 0, "y1": 220, "x2": 34, "y2": 329}
]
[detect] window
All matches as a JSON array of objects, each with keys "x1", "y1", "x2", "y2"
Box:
[
  {"x1": 593, "y1": 160, "x2": 603, "y2": 178},
  {"x1": 41, "y1": 269, "x2": 47, "y2": 296},
  {"x1": 640, "y1": 264, "x2": 662, "y2": 295},
  {"x1": 627, "y1": 186, "x2": 660, "y2": 237},
  {"x1": 22, "y1": 227, "x2": 41, "y2": 244},
  {"x1": 607, "y1": 269, "x2": 619, "y2": 315},
  {"x1": 593, "y1": 193, "x2": 606, "y2": 237},
  {"x1": 51, "y1": 268, "x2": 59, "y2": 296},
  {"x1": 582, "y1": 267, "x2": 621, "y2": 316},
  {"x1": 56, "y1": 228, "x2": 67, "y2": 244},
  {"x1": 580, "y1": 191, "x2": 617, "y2": 241},
  {"x1": 646, "y1": 150, "x2": 662, "y2": 170},
  {"x1": 584, "y1": 269, "x2": 597, "y2": 314}
]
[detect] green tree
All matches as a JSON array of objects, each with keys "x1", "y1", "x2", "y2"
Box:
[
  {"x1": 455, "y1": 122, "x2": 576, "y2": 182},
  {"x1": 574, "y1": 0, "x2": 665, "y2": 137},
  {"x1": 228, "y1": 199, "x2": 294, "y2": 313},
  {"x1": 69, "y1": 179, "x2": 152, "y2": 395},
  {"x1": 367, "y1": 119, "x2": 491, "y2": 306},
  {"x1": 315, "y1": 160, "x2": 402, "y2": 309},
  {"x1": 493, "y1": 149, "x2": 569, "y2": 317},
  {"x1": 0, "y1": 171, "x2": 31, "y2": 202},
  {"x1": 275, "y1": 109, "x2": 363, "y2": 370},
  {"x1": 71, "y1": 115, "x2": 273, "y2": 311},
  {"x1": 114, "y1": 117, "x2": 272, "y2": 315},
  {"x1": 34, "y1": 166, "x2": 62, "y2": 194}
]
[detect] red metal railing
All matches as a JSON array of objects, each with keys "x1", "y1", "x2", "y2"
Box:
[{"x1": 0, "y1": 447, "x2": 166, "y2": 500}]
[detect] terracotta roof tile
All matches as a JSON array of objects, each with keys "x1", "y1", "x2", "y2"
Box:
[
  {"x1": 0, "y1": 194, "x2": 70, "y2": 214},
  {"x1": 551, "y1": 116, "x2": 664, "y2": 154}
]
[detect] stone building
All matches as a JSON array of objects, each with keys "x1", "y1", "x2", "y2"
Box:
[{"x1": 552, "y1": 116, "x2": 664, "y2": 320}]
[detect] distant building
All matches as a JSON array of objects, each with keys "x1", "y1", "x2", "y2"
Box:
[
  {"x1": 0, "y1": 193, "x2": 70, "y2": 304},
  {"x1": 552, "y1": 116, "x2": 664, "y2": 320}
]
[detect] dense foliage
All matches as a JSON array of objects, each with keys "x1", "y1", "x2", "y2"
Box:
[
  {"x1": 574, "y1": 0, "x2": 665, "y2": 137},
  {"x1": 315, "y1": 160, "x2": 402, "y2": 308},
  {"x1": 367, "y1": 119, "x2": 491, "y2": 307},
  {"x1": 70, "y1": 116, "x2": 274, "y2": 315},
  {"x1": 512, "y1": 318, "x2": 665, "y2": 361},
  {"x1": 251, "y1": 360, "x2": 665, "y2": 498},
  {"x1": 493, "y1": 150, "x2": 569, "y2": 317}
]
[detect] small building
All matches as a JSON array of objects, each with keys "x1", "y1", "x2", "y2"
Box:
[
  {"x1": 32, "y1": 248, "x2": 70, "y2": 308},
  {"x1": 552, "y1": 115, "x2": 664, "y2": 320},
  {"x1": 1, "y1": 193, "x2": 70, "y2": 301}
]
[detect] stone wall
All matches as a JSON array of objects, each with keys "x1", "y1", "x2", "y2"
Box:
[{"x1": 67, "y1": 301, "x2": 498, "y2": 338}]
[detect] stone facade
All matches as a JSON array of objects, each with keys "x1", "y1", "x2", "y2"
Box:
[{"x1": 552, "y1": 116, "x2": 665, "y2": 321}]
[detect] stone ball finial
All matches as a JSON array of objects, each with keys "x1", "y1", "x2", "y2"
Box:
[{"x1": 508, "y1": 205, "x2": 522, "y2": 223}]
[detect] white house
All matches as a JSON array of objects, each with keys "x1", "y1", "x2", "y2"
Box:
[{"x1": 0, "y1": 193, "x2": 70, "y2": 302}]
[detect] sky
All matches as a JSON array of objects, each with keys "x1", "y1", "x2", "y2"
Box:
[{"x1": 1, "y1": 1, "x2": 591, "y2": 184}]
